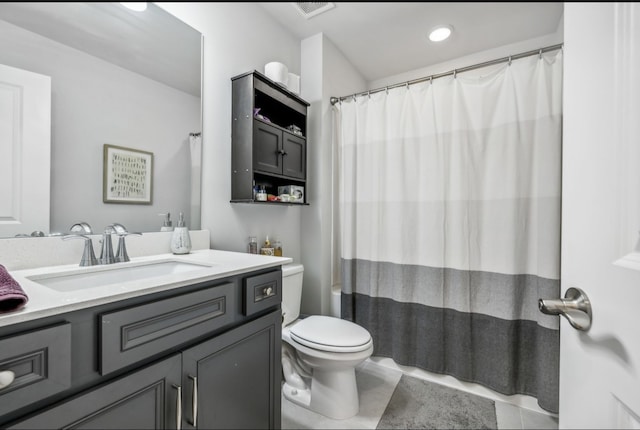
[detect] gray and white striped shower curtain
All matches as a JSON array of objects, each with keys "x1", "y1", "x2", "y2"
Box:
[{"x1": 335, "y1": 50, "x2": 563, "y2": 412}]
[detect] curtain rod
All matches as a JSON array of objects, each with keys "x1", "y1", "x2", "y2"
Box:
[{"x1": 330, "y1": 43, "x2": 563, "y2": 105}]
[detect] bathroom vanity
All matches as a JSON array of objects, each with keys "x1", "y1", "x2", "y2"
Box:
[{"x1": 0, "y1": 249, "x2": 289, "y2": 429}]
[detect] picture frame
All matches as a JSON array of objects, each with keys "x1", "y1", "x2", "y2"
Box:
[{"x1": 103, "y1": 144, "x2": 153, "y2": 204}]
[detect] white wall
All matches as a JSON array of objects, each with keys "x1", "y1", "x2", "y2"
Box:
[
  {"x1": 0, "y1": 20, "x2": 199, "y2": 235},
  {"x1": 299, "y1": 34, "x2": 367, "y2": 316},
  {"x1": 158, "y1": 3, "x2": 304, "y2": 262}
]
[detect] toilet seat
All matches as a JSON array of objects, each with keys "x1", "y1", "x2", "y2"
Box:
[{"x1": 289, "y1": 315, "x2": 372, "y2": 353}]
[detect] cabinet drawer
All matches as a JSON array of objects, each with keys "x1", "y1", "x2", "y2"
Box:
[
  {"x1": 100, "y1": 282, "x2": 235, "y2": 375},
  {"x1": 244, "y1": 270, "x2": 281, "y2": 316},
  {"x1": 0, "y1": 323, "x2": 71, "y2": 417}
]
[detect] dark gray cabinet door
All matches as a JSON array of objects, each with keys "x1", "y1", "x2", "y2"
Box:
[
  {"x1": 282, "y1": 133, "x2": 306, "y2": 179},
  {"x1": 8, "y1": 354, "x2": 182, "y2": 430},
  {"x1": 182, "y1": 310, "x2": 282, "y2": 429},
  {"x1": 253, "y1": 121, "x2": 283, "y2": 176}
]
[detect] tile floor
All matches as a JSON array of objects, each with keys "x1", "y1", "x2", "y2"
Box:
[{"x1": 281, "y1": 359, "x2": 559, "y2": 430}]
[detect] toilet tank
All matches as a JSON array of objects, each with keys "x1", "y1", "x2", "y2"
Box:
[{"x1": 281, "y1": 264, "x2": 304, "y2": 327}]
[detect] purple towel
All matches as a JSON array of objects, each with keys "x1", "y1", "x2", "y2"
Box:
[{"x1": 0, "y1": 264, "x2": 28, "y2": 313}]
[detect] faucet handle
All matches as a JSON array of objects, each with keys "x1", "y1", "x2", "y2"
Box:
[
  {"x1": 62, "y1": 234, "x2": 98, "y2": 266},
  {"x1": 114, "y1": 232, "x2": 142, "y2": 263},
  {"x1": 110, "y1": 223, "x2": 127, "y2": 235},
  {"x1": 70, "y1": 222, "x2": 93, "y2": 234}
]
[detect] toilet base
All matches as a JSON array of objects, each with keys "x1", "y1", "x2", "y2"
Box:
[
  {"x1": 282, "y1": 367, "x2": 360, "y2": 420},
  {"x1": 282, "y1": 381, "x2": 311, "y2": 410}
]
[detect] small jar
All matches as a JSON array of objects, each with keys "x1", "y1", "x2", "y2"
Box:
[
  {"x1": 256, "y1": 186, "x2": 267, "y2": 202},
  {"x1": 248, "y1": 236, "x2": 258, "y2": 254},
  {"x1": 274, "y1": 239, "x2": 283, "y2": 257}
]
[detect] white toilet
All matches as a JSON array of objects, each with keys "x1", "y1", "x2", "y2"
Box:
[{"x1": 280, "y1": 263, "x2": 373, "y2": 420}]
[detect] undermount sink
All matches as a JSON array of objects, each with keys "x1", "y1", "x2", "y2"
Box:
[{"x1": 26, "y1": 260, "x2": 214, "y2": 292}]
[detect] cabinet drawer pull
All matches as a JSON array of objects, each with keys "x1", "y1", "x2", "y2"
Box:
[
  {"x1": 173, "y1": 384, "x2": 182, "y2": 430},
  {"x1": 189, "y1": 375, "x2": 198, "y2": 426},
  {"x1": 0, "y1": 370, "x2": 15, "y2": 390}
]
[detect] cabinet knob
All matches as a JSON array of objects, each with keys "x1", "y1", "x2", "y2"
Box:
[
  {"x1": 278, "y1": 149, "x2": 288, "y2": 156},
  {"x1": 264, "y1": 286, "x2": 273, "y2": 296},
  {"x1": 0, "y1": 370, "x2": 15, "y2": 390}
]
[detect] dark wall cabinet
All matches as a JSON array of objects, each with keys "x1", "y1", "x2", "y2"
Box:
[
  {"x1": 0, "y1": 268, "x2": 283, "y2": 429},
  {"x1": 231, "y1": 71, "x2": 310, "y2": 205}
]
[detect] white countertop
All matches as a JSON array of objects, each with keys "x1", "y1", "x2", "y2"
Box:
[{"x1": 1, "y1": 249, "x2": 292, "y2": 327}]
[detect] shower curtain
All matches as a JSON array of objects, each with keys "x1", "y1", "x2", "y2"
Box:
[{"x1": 335, "y1": 50, "x2": 563, "y2": 412}]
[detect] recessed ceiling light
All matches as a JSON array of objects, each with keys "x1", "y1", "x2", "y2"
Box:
[
  {"x1": 120, "y1": 2, "x2": 147, "y2": 12},
  {"x1": 429, "y1": 25, "x2": 453, "y2": 42}
]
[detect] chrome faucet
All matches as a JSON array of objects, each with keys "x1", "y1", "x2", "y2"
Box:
[
  {"x1": 64, "y1": 222, "x2": 98, "y2": 266},
  {"x1": 64, "y1": 222, "x2": 142, "y2": 266},
  {"x1": 99, "y1": 225, "x2": 117, "y2": 265}
]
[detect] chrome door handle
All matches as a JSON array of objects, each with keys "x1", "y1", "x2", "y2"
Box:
[
  {"x1": 189, "y1": 375, "x2": 198, "y2": 427},
  {"x1": 173, "y1": 384, "x2": 182, "y2": 430},
  {"x1": 539, "y1": 287, "x2": 592, "y2": 331}
]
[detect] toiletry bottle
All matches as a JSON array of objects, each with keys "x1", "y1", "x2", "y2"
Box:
[
  {"x1": 274, "y1": 238, "x2": 283, "y2": 257},
  {"x1": 171, "y1": 212, "x2": 192, "y2": 254},
  {"x1": 248, "y1": 236, "x2": 258, "y2": 254},
  {"x1": 260, "y1": 235, "x2": 274, "y2": 255},
  {"x1": 159, "y1": 213, "x2": 173, "y2": 232},
  {"x1": 256, "y1": 186, "x2": 267, "y2": 202}
]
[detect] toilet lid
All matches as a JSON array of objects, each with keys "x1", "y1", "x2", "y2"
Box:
[{"x1": 289, "y1": 315, "x2": 372, "y2": 353}]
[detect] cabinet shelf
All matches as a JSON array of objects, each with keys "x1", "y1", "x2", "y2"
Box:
[
  {"x1": 229, "y1": 199, "x2": 309, "y2": 206},
  {"x1": 231, "y1": 71, "x2": 309, "y2": 205}
]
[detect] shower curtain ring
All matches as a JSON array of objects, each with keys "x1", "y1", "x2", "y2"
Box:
[
  {"x1": 539, "y1": 49, "x2": 543, "y2": 59},
  {"x1": 429, "y1": 76, "x2": 433, "y2": 85},
  {"x1": 508, "y1": 56, "x2": 512, "y2": 66},
  {"x1": 453, "y1": 69, "x2": 457, "y2": 79},
  {"x1": 385, "y1": 87, "x2": 389, "y2": 95}
]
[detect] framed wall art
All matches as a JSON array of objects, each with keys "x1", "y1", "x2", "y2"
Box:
[{"x1": 103, "y1": 144, "x2": 153, "y2": 204}]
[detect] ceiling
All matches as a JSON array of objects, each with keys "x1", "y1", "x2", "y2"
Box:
[
  {"x1": 0, "y1": 2, "x2": 201, "y2": 96},
  {"x1": 258, "y1": 2, "x2": 564, "y2": 82}
]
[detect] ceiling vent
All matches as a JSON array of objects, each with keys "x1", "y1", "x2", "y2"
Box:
[{"x1": 292, "y1": 2, "x2": 336, "y2": 19}]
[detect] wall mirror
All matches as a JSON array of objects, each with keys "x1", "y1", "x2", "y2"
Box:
[{"x1": 0, "y1": 2, "x2": 202, "y2": 238}]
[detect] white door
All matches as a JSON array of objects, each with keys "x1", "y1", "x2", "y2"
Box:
[
  {"x1": 0, "y1": 63, "x2": 51, "y2": 237},
  {"x1": 561, "y1": 3, "x2": 640, "y2": 428}
]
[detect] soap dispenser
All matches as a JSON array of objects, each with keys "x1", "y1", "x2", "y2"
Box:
[
  {"x1": 159, "y1": 213, "x2": 173, "y2": 232},
  {"x1": 171, "y1": 212, "x2": 191, "y2": 254}
]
